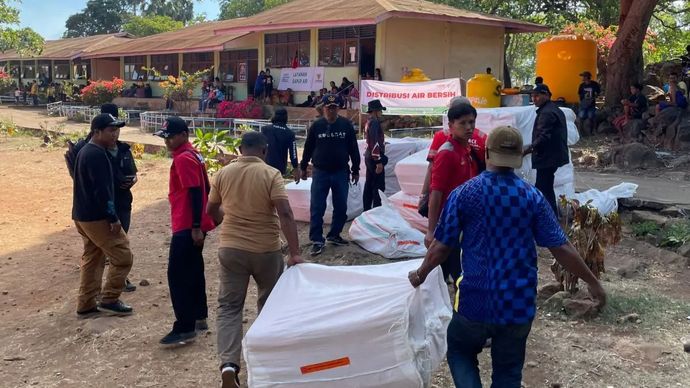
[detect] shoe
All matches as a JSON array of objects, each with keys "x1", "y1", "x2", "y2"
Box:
[
  {"x1": 124, "y1": 279, "x2": 136, "y2": 293},
  {"x1": 159, "y1": 330, "x2": 197, "y2": 346},
  {"x1": 221, "y1": 363, "x2": 240, "y2": 388},
  {"x1": 98, "y1": 300, "x2": 133, "y2": 315},
  {"x1": 76, "y1": 307, "x2": 100, "y2": 319},
  {"x1": 310, "y1": 243, "x2": 324, "y2": 257},
  {"x1": 195, "y1": 319, "x2": 208, "y2": 332},
  {"x1": 326, "y1": 236, "x2": 349, "y2": 246}
]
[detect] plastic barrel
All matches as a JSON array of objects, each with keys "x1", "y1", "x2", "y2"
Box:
[
  {"x1": 467, "y1": 73, "x2": 502, "y2": 108},
  {"x1": 535, "y1": 35, "x2": 597, "y2": 103}
]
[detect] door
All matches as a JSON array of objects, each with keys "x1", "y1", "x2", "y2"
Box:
[
  {"x1": 359, "y1": 38, "x2": 376, "y2": 78},
  {"x1": 247, "y1": 50, "x2": 259, "y2": 99}
]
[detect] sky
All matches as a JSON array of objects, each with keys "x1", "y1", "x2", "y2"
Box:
[{"x1": 13, "y1": 0, "x2": 221, "y2": 40}]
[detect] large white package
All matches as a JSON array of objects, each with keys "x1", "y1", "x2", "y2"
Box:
[
  {"x1": 394, "y1": 150, "x2": 429, "y2": 196},
  {"x1": 389, "y1": 191, "x2": 428, "y2": 233},
  {"x1": 569, "y1": 182, "x2": 638, "y2": 215},
  {"x1": 286, "y1": 178, "x2": 364, "y2": 224},
  {"x1": 243, "y1": 260, "x2": 452, "y2": 388},
  {"x1": 349, "y1": 192, "x2": 427, "y2": 259},
  {"x1": 357, "y1": 138, "x2": 431, "y2": 196}
]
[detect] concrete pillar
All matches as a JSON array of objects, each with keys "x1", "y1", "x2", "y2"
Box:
[
  {"x1": 119, "y1": 56, "x2": 125, "y2": 79},
  {"x1": 375, "y1": 21, "x2": 385, "y2": 71},
  {"x1": 214, "y1": 51, "x2": 220, "y2": 78},
  {"x1": 310, "y1": 28, "x2": 318, "y2": 67},
  {"x1": 178, "y1": 53, "x2": 183, "y2": 75}
]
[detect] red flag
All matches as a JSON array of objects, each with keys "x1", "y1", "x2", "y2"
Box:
[{"x1": 291, "y1": 50, "x2": 299, "y2": 69}]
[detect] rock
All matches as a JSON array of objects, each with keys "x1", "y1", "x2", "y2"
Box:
[
  {"x1": 684, "y1": 341, "x2": 690, "y2": 353},
  {"x1": 139, "y1": 279, "x2": 150, "y2": 287},
  {"x1": 542, "y1": 291, "x2": 571, "y2": 312},
  {"x1": 526, "y1": 361, "x2": 538, "y2": 368},
  {"x1": 643, "y1": 233, "x2": 659, "y2": 247},
  {"x1": 678, "y1": 243, "x2": 690, "y2": 258},
  {"x1": 625, "y1": 119, "x2": 646, "y2": 140},
  {"x1": 596, "y1": 120, "x2": 614, "y2": 135},
  {"x1": 1, "y1": 291, "x2": 7, "y2": 295},
  {"x1": 631, "y1": 210, "x2": 668, "y2": 227},
  {"x1": 563, "y1": 299, "x2": 598, "y2": 319},
  {"x1": 617, "y1": 313, "x2": 640, "y2": 324},
  {"x1": 668, "y1": 154, "x2": 690, "y2": 168},
  {"x1": 571, "y1": 149, "x2": 584, "y2": 159},
  {"x1": 616, "y1": 259, "x2": 648, "y2": 278},
  {"x1": 611, "y1": 143, "x2": 663, "y2": 169},
  {"x1": 538, "y1": 282, "x2": 564, "y2": 301},
  {"x1": 660, "y1": 206, "x2": 686, "y2": 218}
]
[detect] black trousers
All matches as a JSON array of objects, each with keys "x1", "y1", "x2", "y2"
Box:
[
  {"x1": 535, "y1": 167, "x2": 559, "y2": 215},
  {"x1": 441, "y1": 247, "x2": 462, "y2": 284},
  {"x1": 363, "y1": 160, "x2": 386, "y2": 211},
  {"x1": 167, "y1": 230, "x2": 208, "y2": 333}
]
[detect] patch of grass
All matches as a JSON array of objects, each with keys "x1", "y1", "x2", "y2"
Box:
[
  {"x1": 596, "y1": 285, "x2": 690, "y2": 328},
  {"x1": 631, "y1": 221, "x2": 660, "y2": 237},
  {"x1": 660, "y1": 221, "x2": 690, "y2": 248},
  {"x1": 140, "y1": 147, "x2": 169, "y2": 160}
]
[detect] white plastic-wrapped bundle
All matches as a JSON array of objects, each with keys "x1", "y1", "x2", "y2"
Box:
[
  {"x1": 357, "y1": 138, "x2": 432, "y2": 196},
  {"x1": 243, "y1": 259, "x2": 452, "y2": 388},
  {"x1": 389, "y1": 191, "x2": 428, "y2": 233},
  {"x1": 285, "y1": 178, "x2": 364, "y2": 224},
  {"x1": 394, "y1": 150, "x2": 429, "y2": 196}
]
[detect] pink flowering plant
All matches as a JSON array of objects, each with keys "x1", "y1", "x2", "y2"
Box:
[
  {"x1": 0, "y1": 71, "x2": 15, "y2": 95},
  {"x1": 81, "y1": 77, "x2": 125, "y2": 106},
  {"x1": 215, "y1": 98, "x2": 263, "y2": 119}
]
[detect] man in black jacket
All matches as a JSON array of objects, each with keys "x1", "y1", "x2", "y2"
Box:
[
  {"x1": 261, "y1": 107, "x2": 300, "y2": 182},
  {"x1": 72, "y1": 114, "x2": 134, "y2": 317},
  {"x1": 300, "y1": 94, "x2": 360, "y2": 256},
  {"x1": 524, "y1": 84, "x2": 569, "y2": 215}
]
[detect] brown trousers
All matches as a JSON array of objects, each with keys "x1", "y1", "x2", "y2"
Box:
[
  {"x1": 75, "y1": 220, "x2": 133, "y2": 312},
  {"x1": 216, "y1": 247, "x2": 284, "y2": 367}
]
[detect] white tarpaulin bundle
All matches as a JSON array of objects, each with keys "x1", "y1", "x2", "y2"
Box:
[
  {"x1": 570, "y1": 182, "x2": 638, "y2": 215},
  {"x1": 285, "y1": 178, "x2": 364, "y2": 224},
  {"x1": 389, "y1": 191, "x2": 428, "y2": 233},
  {"x1": 358, "y1": 138, "x2": 431, "y2": 196},
  {"x1": 243, "y1": 260, "x2": 452, "y2": 388},
  {"x1": 349, "y1": 192, "x2": 427, "y2": 259}
]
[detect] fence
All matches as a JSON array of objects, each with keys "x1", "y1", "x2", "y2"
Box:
[{"x1": 140, "y1": 111, "x2": 308, "y2": 136}]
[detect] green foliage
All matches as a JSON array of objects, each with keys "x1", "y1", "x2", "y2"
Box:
[
  {"x1": 597, "y1": 286, "x2": 690, "y2": 328},
  {"x1": 0, "y1": 117, "x2": 17, "y2": 136},
  {"x1": 631, "y1": 221, "x2": 660, "y2": 237},
  {"x1": 0, "y1": 1, "x2": 44, "y2": 57},
  {"x1": 143, "y1": 0, "x2": 194, "y2": 23},
  {"x1": 219, "y1": 0, "x2": 290, "y2": 19},
  {"x1": 192, "y1": 128, "x2": 241, "y2": 174},
  {"x1": 660, "y1": 221, "x2": 690, "y2": 248},
  {"x1": 122, "y1": 15, "x2": 184, "y2": 37}
]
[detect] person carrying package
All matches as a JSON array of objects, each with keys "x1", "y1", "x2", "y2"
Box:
[
  {"x1": 425, "y1": 102, "x2": 482, "y2": 284},
  {"x1": 154, "y1": 117, "x2": 216, "y2": 346},
  {"x1": 207, "y1": 132, "x2": 304, "y2": 388},
  {"x1": 409, "y1": 125, "x2": 607, "y2": 388},
  {"x1": 523, "y1": 84, "x2": 569, "y2": 215},
  {"x1": 362, "y1": 99, "x2": 388, "y2": 211},
  {"x1": 300, "y1": 94, "x2": 361, "y2": 257},
  {"x1": 419, "y1": 96, "x2": 486, "y2": 218}
]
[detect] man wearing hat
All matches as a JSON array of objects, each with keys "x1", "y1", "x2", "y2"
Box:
[
  {"x1": 524, "y1": 84, "x2": 568, "y2": 215},
  {"x1": 261, "y1": 107, "x2": 300, "y2": 182},
  {"x1": 362, "y1": 99, "x2": 387, "y2": 211},
  {"x1": 300, "y1": 94, "x2": 361, "y2": 256},
  {"x1": 72, "y1": 114, "x2": 134, "y2": 317},
  {"x1": 154, "y1": 117, "x2": 216, "y2": 345},
  {"x1": 577, "y1": 71, "x2": 601, "y2": 136},
  {"x1": 409, "y1": 125, "x2": 606, "y2": 387}
]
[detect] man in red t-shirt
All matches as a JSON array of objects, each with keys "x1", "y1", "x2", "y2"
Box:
[
  {"x1": 155, "y1": 117, "x2": 216, "y2": 346},
  {"x1": 426, "y1": 103, "x2": 481, "y2": 283}
]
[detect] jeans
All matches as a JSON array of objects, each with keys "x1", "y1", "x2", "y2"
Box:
[
  {"x1": 535, "y1": 167, "x2": 558, "y2": 215},
  {"x1": 309, "y1": 168, "x2": 349, "y2": 243},
  {"x1": 363, "y1": 159, "x2": 385, "y2": 211},
  {"x1": 167, "y1": 230, "x2": 208, "y2": 333},
  {"x1": 216, "y1": 248, "x2": 284, "y2": 368},
  {"x1": 447, "y1": 314, "x2": 532, "y2": 388}
]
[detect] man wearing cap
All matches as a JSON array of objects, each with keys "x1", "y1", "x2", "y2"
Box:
[
  {"x1": 72, "y1": 114, "x2": 134, "y2": 317},
  {"x1": 409, "y1": 125, "x2": 606, "y2": 387},
  {"x1": 300, "y1": 94, "x2": 361, "y2": 256},
  {"x1": 577, "y1": 71, "x2": 601, "y2": 136},
  {"x1": 362, "y1": 99, "x2": 387, "y2": 211},
  {"x1": 155, "y1": 117, "x2": 216, "y2": 345},
  {"x1": 261, "y1": 107, "x2": 300, "y2": 182},
  {"x1": 524, "y1": 84, "x2": 568, "y2": 215}
]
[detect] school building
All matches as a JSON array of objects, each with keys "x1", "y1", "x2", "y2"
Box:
[{"x1": 0, "y1": 0, "x2": 546, "y2": 102}]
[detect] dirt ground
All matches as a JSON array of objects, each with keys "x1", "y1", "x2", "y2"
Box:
[{"x1": 1, "y1": 135, "x2": 689, "y2": 388}]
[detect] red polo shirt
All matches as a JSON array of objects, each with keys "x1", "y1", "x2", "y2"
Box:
[
  {"x1": 169, "y1": 142, "x2": 215, "y2": 233},
  {"x1": 427, "y1": 129, "x2": 487, "y2": 163},
  {"x1": 429, "y1": 137, "x2": 478, "y2": 204}
]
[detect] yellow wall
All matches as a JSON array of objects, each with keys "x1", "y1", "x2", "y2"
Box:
[{"x1": 379, "y1": 18, "x2": 504, "y2": 84}]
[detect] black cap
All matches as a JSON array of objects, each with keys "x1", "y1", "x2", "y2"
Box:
[
  {"x1": 322, "y1": 94, "x2": 343, "y2": 107},
  {"x1": 579, "y1": 71, "x2": 592, "y2": 78},
  {"x1": 366, "y1": 99, "x2": 386, "y2": 113},
  {"x1": 101, "y1": 103, "x2": 119, "y2": 117},
  {"x1": 531, "y1": 84, "x2": 552, "y2": 95},
  {"x1": 91, "y1": 113, "x2": 125, "y2": 131},
  {"x1": 154, "y1": 116, "x2": 189, "y2": 138}
]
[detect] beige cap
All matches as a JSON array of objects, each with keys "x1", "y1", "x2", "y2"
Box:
[{"x1": 486, "y1": 126, "x2": 523, "y2": 168}]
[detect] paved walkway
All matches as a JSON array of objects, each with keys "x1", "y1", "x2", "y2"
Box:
[{"x1": 576, "y1": 170, "x2": 690, "y2": 207}]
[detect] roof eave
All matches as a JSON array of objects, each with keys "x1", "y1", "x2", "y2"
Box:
[
  {"x1": 214, "y1": 18, "x2": 378, "y2": 36},
  {"x1": 82, "y1": 44, "x2": 227, "y2": 59},
  {"x1": 379, "y1": 11, "x2": 549, "y2": 33}
]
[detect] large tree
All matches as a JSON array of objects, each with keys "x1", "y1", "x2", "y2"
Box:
[
  {"x1": 0, "y1": 0, "x2": 44, "y2": 84},
  {"x1": 144, "y1": 0, "x2": 194, "y2": 23},
  {"x1": 63, "y1": 0, "x2": 128, "y2": 37},
  {"x1": 604, "y1": 0, "x2": 658, "y2": 107},
  {"x1": 219, "y1": 0, "x2": 289, "y2": 19},
  {"x1": 122, "y1": 15, "x2": 184, "y2": 37}
]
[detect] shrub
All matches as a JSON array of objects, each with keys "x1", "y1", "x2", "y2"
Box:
[
  {"x1": 81, "y1": 78, "x2": 125, "y2": 106},
  {"x1": 660, "y1": 221, "x2": 690, "y2": 247},
  {"x1": 215, "y1": 98, "x2": 263, "y2": 120},
  {"x1": 0, "y1": 71, "x2": 15, "y2": 95},
  {"x1": 631, "y1": 221, "x2": 660, "y2": 237}
]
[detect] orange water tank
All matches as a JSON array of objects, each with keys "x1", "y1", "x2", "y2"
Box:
[{"x1": 535, "y1": 35, "x2": 597, "y2": 103}]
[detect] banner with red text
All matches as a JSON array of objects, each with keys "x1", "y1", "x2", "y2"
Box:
[{"x1": 360, "y1": 78, "x2": 461, "y2": 116}]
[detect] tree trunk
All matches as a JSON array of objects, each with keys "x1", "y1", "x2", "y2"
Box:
[
  {"x1": 503, "y1": 34, "x2": 512, "y2": 88},
  {"x1": 605, "y1": 0, "x2": 657, "y2": 108}
]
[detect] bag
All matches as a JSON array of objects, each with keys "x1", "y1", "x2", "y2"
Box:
[
  {"x1": 349, "y1": 191, "x2": 427, "y2": 259},
  {"x1": 570, "y1": 182, "x2": 638, "y2": 215},
  {"x1": 418, "y1": 193, "x2": 429, "y2": 218}
]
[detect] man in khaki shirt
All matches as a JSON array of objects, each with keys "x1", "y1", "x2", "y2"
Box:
[{"x1": 207, "y1": 131, "x2": 303, "y2": 388}]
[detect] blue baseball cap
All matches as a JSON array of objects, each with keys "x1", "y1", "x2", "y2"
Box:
[{"x1": 322, "y1": 94, "x2": 343, "y2": 107}]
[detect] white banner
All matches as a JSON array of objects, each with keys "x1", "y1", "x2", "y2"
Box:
[
  {"x1": 277, "y1": 67, "x2": 325, "y2": 92},
  {"x1": 360, "y1": 78, "x2": 461, "y2": 116}
]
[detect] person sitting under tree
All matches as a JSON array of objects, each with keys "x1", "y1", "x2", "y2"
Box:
[
  {"x1": 577, "y1": 71, "x2": 601, "y2": 136},
  {"x1": 613, "y1": 82, "x2": 648, "y2": 142}
]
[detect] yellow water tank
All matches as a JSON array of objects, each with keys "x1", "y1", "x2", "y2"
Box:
[
  {"x1": 400, "y1": 68, "x2": 431, "y2": 83},
  {"x1": 536, "y1": 35, "x2": 597, "y2": 103},
  {"x1": 467, "y1": 73, "x2": 502, "y2": 108}
]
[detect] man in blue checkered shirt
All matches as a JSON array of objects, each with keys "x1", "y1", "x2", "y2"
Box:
[{"x1": 409, "y1": 126, "x2": 606, "y2": 388}]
